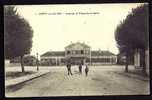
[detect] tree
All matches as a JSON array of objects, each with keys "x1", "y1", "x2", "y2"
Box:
[
  {"x1": 4, "y1": 6, "x2": 33, "y2": 72},
  {"x1": 115, "y1": 4, "x2": 148, "y2": 73}
]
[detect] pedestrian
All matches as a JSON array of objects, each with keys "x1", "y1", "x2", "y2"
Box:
[
  {"x1": 85, "y1": 64, "x2": 89, "y2": 76},
  {"x1": 79, "y1": 63, "x2": 82, "y2": 74},
  {"x1": 67, "y1": 63, "x2": 73, "y2": 75}
]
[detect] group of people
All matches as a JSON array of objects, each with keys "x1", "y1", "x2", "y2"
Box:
[{"x1": 66, "y1": 63, "x2": 89, "y2": 76}]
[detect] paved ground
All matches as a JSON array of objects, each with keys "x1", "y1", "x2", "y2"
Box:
[{"x1": 5, "y1": 65, "x2": 150, "y2": 97}]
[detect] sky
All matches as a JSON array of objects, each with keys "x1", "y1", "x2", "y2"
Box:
[{"x1": 15, "y1": 3, "x2": 144, "y2": 56}]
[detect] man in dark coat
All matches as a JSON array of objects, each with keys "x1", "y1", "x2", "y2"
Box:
[
  {"x1": 79, "y1": 64, "x2": 82, "y2": 74},
  {"x1": 85, "y1": 64, "x2": 89, "y2": 76},
  {"x1": 67, "y1": 63, "x2": 73, "y2": 75}
]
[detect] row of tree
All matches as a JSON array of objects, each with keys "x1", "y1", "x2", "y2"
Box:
[
  {"x1": 4, "y1": 6, "x2": 33, "y2": 72},
  {"x1": 4, "y1": 4, "x2": 149, "y2": 74},
  {"x1": 115, "y1": 4, "x2": 149, "y2": 74}
]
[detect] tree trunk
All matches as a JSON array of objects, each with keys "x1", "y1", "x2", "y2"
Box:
[
  {"x1": 125, "y1": 53, "x2": 129, "y2": 72},
  {"x1": 20, "y1": 55, "x2": 25, "y2": 72}
]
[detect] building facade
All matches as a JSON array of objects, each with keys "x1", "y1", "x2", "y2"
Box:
[
  {"x1": 40, "y1": 42, "x2": 117, "y2": 66},
  {"x1": 65, "y1": 42, "x2": 91, "y2": 65},
  {"x1": 40, "y1": 51, "x2": 65, "y2": 66},
  {"x1": 134, "y1": 48, "x2": 149, "y2": 76},
  {"x1": 90, "y1": 50, "x2": 117, "y2": 65}
]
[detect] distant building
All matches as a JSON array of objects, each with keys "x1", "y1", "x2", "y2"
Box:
[
  {"x1": 23, "y1": 55, "x2": 37, "y2": 66},
  {"x1": 65, "y1": 42, "x2": 91, "y2": 65},
  {"x1": 134, "y1": 49, "x2": 141, "y2": 69},
  {"x1": 91, "y1": 50, "x2": 117, "y2": 65},
  {"x1": 145, "y1": 48, "x2": 149, "y2": 76},
  {"x1": 117, "y1": 53, "x2": 126, "y2": 65},
  {"x1": 9, "y1": 55, "x2": 37, "y2": 66},
  {"x1": 40, "y1": 51, "x2": 65, "y2": 66},
  {"x1": 40, "y1": 42, "x2": 117, "y2": 66},
  {"x1": 134, "y1": 48, "x2": 149, "y2": 76}
]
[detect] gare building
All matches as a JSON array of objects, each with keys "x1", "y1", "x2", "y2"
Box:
[
  {"x1": 40, "y1": 42, "x2": 117, "y2": 66},
  {"x1": 65, "y1": 42, "x2": 91, "y2": 65}
]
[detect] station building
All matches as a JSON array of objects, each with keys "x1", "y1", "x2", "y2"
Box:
[{"x1": 40, "y1": 42, "x2": 117, "y2": 66}]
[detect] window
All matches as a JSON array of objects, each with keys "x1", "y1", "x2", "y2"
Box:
[
  {"x1": 72, "y1": 51, "x2": 75, "y2": 54},
  {"x1": 67, "y1": 51, "x2": 70, "y2": 54},
  {"x1": 75, "y1": 50, "x2": 79, "y2": 54},
  {"x1": 85, "y1": 50, "x2": 90, "y2": 54},
  {"x1": 81, "y1": 50, "x2": 84, "y2": 54}
]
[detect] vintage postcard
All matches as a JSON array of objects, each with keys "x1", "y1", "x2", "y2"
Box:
[{"x1": 4, "y1": 3, "x2": 150, "y2": 97}]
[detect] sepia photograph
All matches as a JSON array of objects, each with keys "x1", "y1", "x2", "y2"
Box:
[{"x1": 4, "y1": 3, "x2": 150, "y2": 97}]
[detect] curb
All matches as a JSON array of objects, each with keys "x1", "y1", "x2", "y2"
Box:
[{"x1": 5, "y1": 71, "x2": 50, "y2": 91}]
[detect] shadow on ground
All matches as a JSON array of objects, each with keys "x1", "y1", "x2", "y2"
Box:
[{"x1": 5, "y1": 82, "x2": 26, "y2": 93}]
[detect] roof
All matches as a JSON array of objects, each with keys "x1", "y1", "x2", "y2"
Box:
[
  {"x1": 65, "y1": 42, "x2": 90, "y2": 49},
  {"x1": 41, "y1": 51, "x2": 65, "y2": 57},
  {"x1": 41, "y1": 50, "x2": 115, "y2": 57},
  {"x1": 91, "y1": 50, "x2": 115, "y2": 56}
]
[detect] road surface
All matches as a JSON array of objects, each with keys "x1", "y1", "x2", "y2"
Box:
[{"x1": 6, "y1": 65, "x2": 150, "y2": 97}]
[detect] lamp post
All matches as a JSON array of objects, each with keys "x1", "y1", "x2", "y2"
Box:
[
  {"x1": 90, "y1": 48, "x2": 91, "y2": 66},
  {"x1": 36, "y1": 53, "x2": 39, "y2": 71}
]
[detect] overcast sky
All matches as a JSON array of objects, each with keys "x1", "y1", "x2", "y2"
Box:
[{"x1": 15, "y1": 3, "x2": 143, "y2": 56}]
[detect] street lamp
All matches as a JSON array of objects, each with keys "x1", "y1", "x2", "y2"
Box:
[
  {"x1": 90, "y1": 48, "x2": 91, "y2": 66},
  {"x1": 36, "y1": 52, "x2": 39, "y2": 71}
]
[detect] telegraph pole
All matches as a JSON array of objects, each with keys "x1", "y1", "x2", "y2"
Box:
[
  {"x1": 36, "y1": 52, "x2": 39, "y2": 71},
  {"x1": 90, "y1": 48, "x2": 91, "y2": 66}
]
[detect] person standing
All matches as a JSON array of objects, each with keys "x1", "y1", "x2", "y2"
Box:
[
  {"x1": 67, "y1": 63, "x2": 73, "y2": 75},
  {"x1": 79, "y1": 63, "x2": 82, "y2": 74},
  {"x1": 85, "y1": 64, "x2": 89, "y2": 76}
]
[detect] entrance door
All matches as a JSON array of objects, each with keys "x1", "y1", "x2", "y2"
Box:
[{"x1": 70, "y1": 57, "x2": 86, "y2": 65}]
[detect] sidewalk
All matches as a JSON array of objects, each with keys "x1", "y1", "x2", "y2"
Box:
[
  {"x1": 113, "y1": 65, "x2": 150, "y2": 81},
  {"x1": 5, "y1": 70, "x2": 50, "y2": 88},
  {"x1": 115, "y1": 71, "x2": 150, "y2": 81}
]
